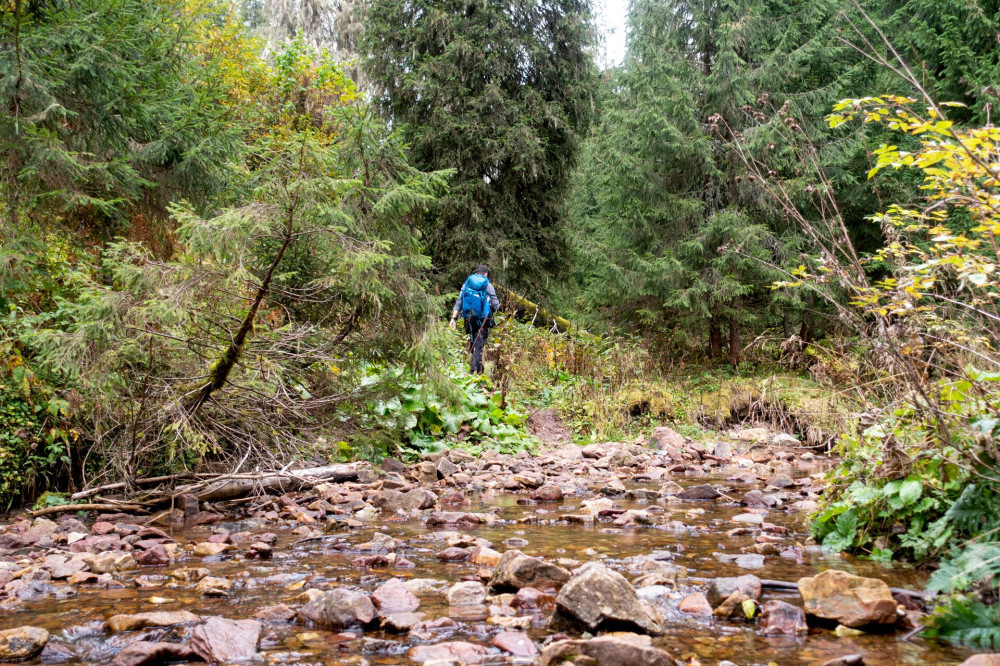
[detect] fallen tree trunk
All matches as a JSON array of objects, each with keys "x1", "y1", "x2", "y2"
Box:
[
  {"x1": 162, "y1": 463, "x2": 362, "y2": 504},
  {"x1": 28, "y1": 503, "x2": 150, "y2": 518}
]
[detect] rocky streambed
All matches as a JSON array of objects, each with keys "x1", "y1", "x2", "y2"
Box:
[{"x1": 0, "y1": 428, "x2": 987, "y2": 665}]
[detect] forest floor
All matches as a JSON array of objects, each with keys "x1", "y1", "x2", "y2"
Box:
[{"x1": 0, "y1": 422, "x2": 981, "y2": 665}]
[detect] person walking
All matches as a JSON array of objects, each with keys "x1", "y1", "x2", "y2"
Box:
[{"x1": 449, "y1": 264, "x2": 500, "y2": 373}]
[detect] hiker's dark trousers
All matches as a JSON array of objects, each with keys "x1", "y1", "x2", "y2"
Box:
[{"x1": 466, "y1": 317, "x2": 492, "y2": 373}]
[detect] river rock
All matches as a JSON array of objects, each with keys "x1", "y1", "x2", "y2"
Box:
[
  {"x1": 959, "y1": 656, "x2": 1000, "y2": 666},
  {"x1": 489, "y1": 550, "x2": 571, "y2": 592},
  {"x1": 553, "y1": 562, "x2": 663, "y2": 635},
  {"x1": 798, "y1": 569, "x2": 897, "y2": 628},
  {"x1": 511, "y1": 587, "x2": 556, "y2": 611},
  {"x1": 491, "y1": 630, "x2": 538, "y2": 657},
  {"x1": 112, "y1": 641, "x2": 196, "y2": 666},
  {"x1": 193, "y1": 542, "x2": 230, "y2": 557},
  {"x1": 539, "y1": 635, "x2": 673, "y2": 666},
  {"x1": 0, "y1": 627, "x2": 49, "y2": 661},
  {"x1": 531, "y1": 485, "x2": 564, "y2": 501},
  {"x1": 297, "y1": 588, "x2": 376, "y2": 630},
  {"x1": 707, "y1": 575, "x2": 762, "y2": 606},
  {"x1": 760, "y1": 600, "x2": 808, "y2": 634},
  {"x1": 675, "y1": 484, "x2": 721, "y2": 500},
  {"x1": 380, "y1": 612, "x2": 426, "y2": 632},
  {"x1": 105, "y1": 611, "x2": 201, "y2": 632},
  {"x1": 407, "y1": 641, "x2": 488, "y2": 664},
  {"x1": 651, "y1": 427, "x2": 686, "y2": 451},
  {"x1": 447, "y1": 581, "x2": 486, "y2": 606},
  {"x1": 820, "y1": 656, "x2": 865, "y2": 666},
  {"x1": 371, "y1": 578, "x2": 420, "y2": 613},
  {"x1": 135, "y1": 545, "x2": 169, "y2": 566},
  {"x1": 677, "y1": 592, "x2": 712, "y2": 615},
  {"x1": 91, "y1": 551, "x2": 137, "y2": 573},
  {"x1": 190, "y1": 617, "x2": 261, "y2": 663}
]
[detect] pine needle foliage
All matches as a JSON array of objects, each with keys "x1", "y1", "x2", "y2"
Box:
[{"x1": 361, "y1": 0, "x2": 598, "y2": 289}]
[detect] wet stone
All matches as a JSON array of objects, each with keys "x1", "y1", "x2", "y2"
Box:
[
  {"x1": 112, "y1": 641, "x2": 196, "y2": 666},
  {"x1": 0, "y1": 626, "x2": 49, "y2": 661},
  {"x1": 371, "y1": 578, "x2": 420, "y2": 613},
  {"x1": 674, "y1": 484, "x2": 721, "y2": 500},
  {"x1": 190, "y1": 617, "x2": 261, "y2": 663},
  {"x1": 491, "y1": 630, "x2": 538, "y2": 657},
  {"x1": 297, "y1": 588, "x2": 376, "y2": 630}
]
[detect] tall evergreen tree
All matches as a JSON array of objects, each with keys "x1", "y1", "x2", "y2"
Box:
[{"x1": 361, "y1": 0, "x2": 597, "y2": 289}]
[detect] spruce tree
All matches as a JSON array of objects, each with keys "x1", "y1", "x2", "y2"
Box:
[{"x1": 361, "y1": 0, "x2": 597, "y2": 289}]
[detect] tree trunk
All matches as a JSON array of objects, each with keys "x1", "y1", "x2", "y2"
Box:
[
  {"x1": 782, "y1": 311, "x2": 793, "y2": 338},
  {"x1": 800, "y1": 292, "x2": 815, "y2": 344},
  {"x1": 709, "y1": 318, "x2": 722, "y2": 358},
  {"x1": 186, "y1": 182, "x2": 301, "y2": 416},
  {"x1": 168, "y1": 464, "x2": 361, "y2": 504},
  {"x1": 729, "y1": 316, "x2": 740, "y2": 368}
]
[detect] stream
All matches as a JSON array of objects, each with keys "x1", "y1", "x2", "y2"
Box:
[{"x1": 0, "y1": 443, "x2": 980, "y2": 665}]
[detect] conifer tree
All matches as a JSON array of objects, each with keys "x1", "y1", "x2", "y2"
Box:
[{"x1": 362, "y1": 0, "x2": 597, "y2": 289}]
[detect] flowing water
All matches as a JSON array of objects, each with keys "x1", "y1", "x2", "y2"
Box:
[{"x1": 0, "y1": 457, "x2": 978, "y2": 665}]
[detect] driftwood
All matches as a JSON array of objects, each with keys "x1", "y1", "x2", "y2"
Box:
[
  {"x1": 70, "y1": 473, "x2": 203, "y2": 501},
  {"x1": 28, "y1": 503, "x2": 150, "y2": 518},
  {"x1": 161, "y1": 463, "x2": 361, "y2": 504}
]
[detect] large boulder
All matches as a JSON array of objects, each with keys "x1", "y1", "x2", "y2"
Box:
[
  {"x1": 798, "y1": 570, "x2": 898, "y2": 628},
  {"x1": 553, "y1": 562, "x2": 664, "y2": 635},
  {"x1": 190, "y1": 617, "x2": 261, "y2": 663},
  {"x1": 297, "y1": 588, "x2": 377, "y2": 630},
  {"x1": 489, "y1": 550, "x2": 571, "y2": 593},
  {"x1": 0, "y1": 627, "x2": 49, "y2": 661},
  {"x1": 539, "y1": 635, "x2": 673, "y2": 666}
]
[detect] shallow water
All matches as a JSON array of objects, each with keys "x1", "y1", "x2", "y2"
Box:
[{"x1": 0, "y1": 457, "x2": 979, "y2": 665}]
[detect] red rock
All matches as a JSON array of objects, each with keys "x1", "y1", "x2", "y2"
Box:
[
  {"x1": 351, "y1": 554, "x2": 389, "y2": 568},
  {"x1": 190, "y1": 617, "x2": 261, "y2": 663},
  {"x1": 91, "y1": 522, "x2": 116, "y2": 535},
  {"x1": 437, "y1": 547, "x2": 470, "y2": 562},
  {"x1": 491, "y1": 630, "x2": 538, "y2": 657},
  {"x1": 135, "y1": 545, "x2": 169, "y2": 566},
  {"x1": 112, "y1": 641, "x2": 195, "y2": 666},
  {"x1": 760, "y1": 600, "x2": 808, "y2": 635},
  {"x1": 371, "y1": 579, "x2": 420, "y2": 614},
  {"x1": 511, "y1": 587, "x2": 556, "y2": 611},
  {"x1": 407, "y1": 641, "x2": 488, "y2": 664},
  {"x1": 677, "y1": 592, "x2": 712, "y2": 615}
]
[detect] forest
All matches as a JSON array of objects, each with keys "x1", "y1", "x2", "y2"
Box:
[{"x1": 1, "y1": 0, "x2": 999, "y2": 664}]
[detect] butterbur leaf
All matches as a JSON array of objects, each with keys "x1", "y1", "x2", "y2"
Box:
[{"x1": 899, "y1": 477, "x2": 922, "y2": 506}]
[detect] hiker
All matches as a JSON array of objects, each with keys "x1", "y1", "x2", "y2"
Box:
[{"x1": 450, "y1": 264, "x2": 500, "y2": 373}]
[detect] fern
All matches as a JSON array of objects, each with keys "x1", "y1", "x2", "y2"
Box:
[
  {"x1": 925, "y1": 598, "x2": 1000, "y2": 649},
  {"x1": 927, "y1": 542, "x2": 1000, "y2": 594}
]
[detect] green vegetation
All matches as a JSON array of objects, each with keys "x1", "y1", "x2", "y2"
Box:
[
  {"x1": 3, "y1": 0, "x2": 1000, "y2": 651},
  {"x1": 361, "y1": 0, "x2": 597, "y2": 289}
]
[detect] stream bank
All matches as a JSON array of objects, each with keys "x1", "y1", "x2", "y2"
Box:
[{"x1": 0, "y1": 428, "x2": 983, "y2": 665}]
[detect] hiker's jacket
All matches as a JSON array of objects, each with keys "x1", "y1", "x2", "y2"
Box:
[{"x1": 453, "y1": 281, "x2": 500, "y2": 318}]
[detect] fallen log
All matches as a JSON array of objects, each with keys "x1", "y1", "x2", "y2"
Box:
[
  {"x1": 28, "y1": 503, "x2": 150, "y2": 518},
  {"x1": 162, "y1": 463, "x2": 362, "y2": 504},
  {"x1": 70, "y1": 473, "x2": 204, "y2": 501}
]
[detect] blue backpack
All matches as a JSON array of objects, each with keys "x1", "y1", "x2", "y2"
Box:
[{"x1": 461, "y1": 274, "x2": 492, "y2": 323}]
